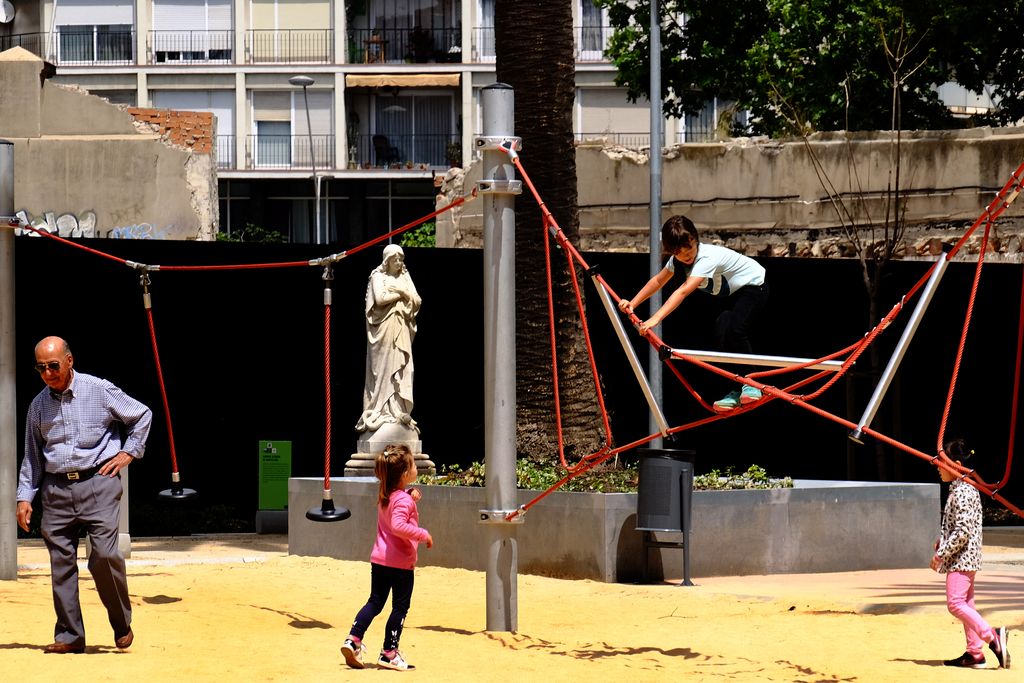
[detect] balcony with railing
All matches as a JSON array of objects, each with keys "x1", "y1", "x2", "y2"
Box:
[
  {"x1": 470, "y1": 25, "x2": 613, "y2": 63},
  {"x1": 245, "y1": 29, "x2": 333, "y2": 64},
  {"x1": 150, "y1": 30, "x2": 234, "y2": 64},
  {"x1": 216, "y1": 134, "x2": 236, "y2": 169},
  {"x1": 350, "y1": 133, "x2": 457, "y2": 170},
  {"x1": 346, "y1": 27, "x2": 462, "y2": 65},
  {"x1": 245, "y1": 134, "x2": 335, "y2": 169},
  {"x1": 575, "y1": 132, "x2": 650, "y2": 149},
  {"x1": 1, "y1": 28, "x2": 136, "y2": 66}
]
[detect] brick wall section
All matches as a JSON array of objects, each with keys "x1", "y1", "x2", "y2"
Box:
[{"x1": 127, "y1": 107, "x2": 214, "y2": 154}]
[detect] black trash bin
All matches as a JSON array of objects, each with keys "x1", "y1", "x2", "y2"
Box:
[
  {"x1": 636, "y1": 448, "x2": 695, "y2": 586},
  {"x1": 636, "y1": 448, "x2": 695, "y2": 533}
]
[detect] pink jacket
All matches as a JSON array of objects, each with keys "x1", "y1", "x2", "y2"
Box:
[{"x1": 370, "y1": 489, "x2": 430, "y2": 570}]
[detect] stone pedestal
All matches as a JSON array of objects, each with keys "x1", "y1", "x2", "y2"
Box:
[{"x1": 345, "y1": 422, "x2": 436, "y2": 476}]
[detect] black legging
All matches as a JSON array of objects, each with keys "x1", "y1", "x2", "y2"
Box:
[
  {"x1": 350, "y1": 563, "x2": 415, "y2": 651},
  {"x1": 715, "y1": 282, "x2": 769, "y2": 354}
]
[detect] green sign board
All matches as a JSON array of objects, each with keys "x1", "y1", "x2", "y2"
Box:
[{"x1": 258, "y1": 441, "x2": 292, "y2": 510}]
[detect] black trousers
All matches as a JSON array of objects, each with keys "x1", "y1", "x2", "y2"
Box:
[
  {"x1": 350, "y1": 562, "x2": 415, "y2": 651},
  {"x1": 715, "y1": 282, "x2": 769, "y2": 354}
]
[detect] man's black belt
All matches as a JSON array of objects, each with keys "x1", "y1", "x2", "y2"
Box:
[{"x1": 50, "y1": 464, "x2": 104, "y2": 482}]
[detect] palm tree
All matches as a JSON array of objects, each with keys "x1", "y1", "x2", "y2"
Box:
[{"x1": 494, "y1": 1, "x2": 607, "y2": 465}]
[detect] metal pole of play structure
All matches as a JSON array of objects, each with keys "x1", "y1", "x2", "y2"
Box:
[
  {"x1": 849, "y1": 250, "x2": 950, "y2": 443},
  {"x1": 478, "y1": 83, "x2": 522, "y2": 632},
  {"x1": 1, "y1": 140, "x2": 17, "y2": 579},
  {"x1": 647, "y1": 0, "x2": 664, "y2": 447}
]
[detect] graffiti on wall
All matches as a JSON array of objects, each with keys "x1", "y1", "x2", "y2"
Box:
[{"x1": 14, "y1": 210, "x2": 170, "y2": 239}]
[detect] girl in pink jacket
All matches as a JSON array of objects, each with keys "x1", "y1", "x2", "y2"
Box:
[{"x1": 341, "y1": 444, "x2": 433, "y2": 671}]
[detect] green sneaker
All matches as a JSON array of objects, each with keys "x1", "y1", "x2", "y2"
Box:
[
  {"x1": 740, "y1": 385, "x2": 763, "y2": 404},
  {"x1": 713, "y1": 390, "x2": 741, "y2": 412}
]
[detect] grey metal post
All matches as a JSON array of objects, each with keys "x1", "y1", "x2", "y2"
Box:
[
  {"x1": 849, "y1": 252, "x2": 950, "y2": 443},
  {"x1": 479, "y1": 83, "x2": 520, "y2": 632},
  {"x1": 648, "y1": 1, "x2": 664, "y2": 446},
  {"x1": 1, "y1": 140, "x2": 16, "y2": 579}
]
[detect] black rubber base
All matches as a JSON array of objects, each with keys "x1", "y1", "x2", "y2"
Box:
[
  {"x1": 158, "y1": 486, "x2": 198, "y2": 501},
  {"x1": 306, "y1": 500, "x2": 351, "y2": 522}
]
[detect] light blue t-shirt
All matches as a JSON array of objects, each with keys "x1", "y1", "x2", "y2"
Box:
[{"x1": 665, "y1": 243, "x2": 765, "y2": 297}]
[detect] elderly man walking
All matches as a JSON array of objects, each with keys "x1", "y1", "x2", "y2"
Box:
[{"x1": 16, "y1": 336, "x2": 152, "y2": 653}]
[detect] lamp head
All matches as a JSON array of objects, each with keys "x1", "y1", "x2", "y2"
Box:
[{"x1": 288, "y1": 75, "x2": 315, "y2": 88}]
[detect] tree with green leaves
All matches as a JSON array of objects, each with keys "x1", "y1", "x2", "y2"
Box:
[{"x1": 595, "y1": 0, "x2": 1024, "y2": 137}]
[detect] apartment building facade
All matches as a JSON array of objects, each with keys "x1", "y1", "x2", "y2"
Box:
[{"x1": 2, "y1": 0, "x2": 724, "y2": 245}]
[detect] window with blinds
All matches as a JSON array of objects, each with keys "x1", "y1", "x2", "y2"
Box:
[
  {"x1": 152, "y1": 0, "x2": 232, "y2": 63},
  {"x1": 54, "y1": 0, "x2": 134, "y2": 64}
]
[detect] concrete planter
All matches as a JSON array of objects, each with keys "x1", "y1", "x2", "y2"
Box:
[{"x1": 289, "y1": 478, "x2": 939, "y2": 582}]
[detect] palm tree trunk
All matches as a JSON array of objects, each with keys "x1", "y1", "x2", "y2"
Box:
[{"x1": 495, "y1": 1, "x2": 607, "y2": 464}]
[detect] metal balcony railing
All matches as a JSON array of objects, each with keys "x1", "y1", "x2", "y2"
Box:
[
  {"x1": 470, "y1": 26, "x2": 613, "y2": 63},
  {"x1": 0, "y1": 32, "x2": 48, "y2": 58},
  {"x1": 349, "y1": 133, "x2": 458, "y2": 169},
  {"x1": 346, "y1": 27, "x2": 462, "y2": 65},
  {"x1": 245, "y1": 29, "x2": 333, "y2": 64},
  {"x1": 216, "y1": 135, "x2": 236, "y2": 169},
  {"x1": 149, "y1": 30, "x2": 234, "y2": 64},
  {"x1": 576, "y1": 132, "x2": 651, "y2": 149},
  {"x1": 1, "y1": 29, "x2": 136, "y2": 65},
  {"x1": 245, "y1": 134, "x2": 335, "y2": 169}
]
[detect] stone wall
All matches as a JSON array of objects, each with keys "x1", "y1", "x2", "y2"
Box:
[
  {"x1": 437, "y1": 127, "x2": 1024, "y2": 260},
  {"x1": 0, "y1": 47, "x2": 218, "y2": 240}
]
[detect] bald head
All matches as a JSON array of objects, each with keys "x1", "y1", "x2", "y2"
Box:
[{"x1": 35, "y1": 336, "x2": 70, "y2": 358}]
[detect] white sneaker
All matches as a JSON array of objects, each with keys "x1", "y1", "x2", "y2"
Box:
[
  {"x1": 377, "y1": 650, "x2": 415, "y2": 671},
  {"x1": 341, "y1": 638, "x2": 366, "y2": 669}
]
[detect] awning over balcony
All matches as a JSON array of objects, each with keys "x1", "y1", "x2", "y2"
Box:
[{"x1": 345, "y1": 73, "x2": 460, "y2": 88}]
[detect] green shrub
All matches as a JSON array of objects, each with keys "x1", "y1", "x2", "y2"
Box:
[
  {"x1": 426, "y1": 460, "x2": 791, "y2": 492},
  {"x1": 216, "y1": 223, "x2": 287, "y2": 243},
  {"x1": 399, "y1": 220, "x2": 436, "y2": 248}
]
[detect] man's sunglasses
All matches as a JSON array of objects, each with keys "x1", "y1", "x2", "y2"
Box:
[{"x1": 34, "y1": 361, "x2": 62, "y2": 373}]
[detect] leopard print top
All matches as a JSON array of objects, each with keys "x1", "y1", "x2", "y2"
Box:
[{"x1": 935, "y1": 478, "x2": 983, "y2": 572}]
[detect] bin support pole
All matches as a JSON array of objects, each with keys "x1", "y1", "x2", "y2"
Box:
[{"x1": 0, "y1": 141, "x2": 16, "y2": 580}]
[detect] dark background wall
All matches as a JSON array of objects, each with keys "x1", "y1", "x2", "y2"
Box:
[{"x1": 12, "y1": 237, "x2": 1023, "y2": 533}]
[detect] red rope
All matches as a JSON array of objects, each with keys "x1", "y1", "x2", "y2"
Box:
[
  {"x1": 323, "y1": 293, "x2": 333, "y2": 492},
  {"x1": 143, "y1": 294, "x2": 181, "y2": 476},
  {"x1": 500, "y1": 149, "x2": 1024, "y2": 521},
  {"x1": 936, "y1": 222, "x2": 990, "y2": 452}
]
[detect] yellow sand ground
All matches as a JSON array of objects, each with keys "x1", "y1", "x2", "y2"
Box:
[{"x1": 2, "y1": 533, "x2": 1022, "y2": 682}]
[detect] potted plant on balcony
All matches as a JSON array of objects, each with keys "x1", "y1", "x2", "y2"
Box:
[{"x1": 446, "y1": 140, "x2": 462, "y2": 168}]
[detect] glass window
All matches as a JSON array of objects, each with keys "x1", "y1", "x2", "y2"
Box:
[{"x1": 256, "y1": 120, "x2": 291, "y2": 167}]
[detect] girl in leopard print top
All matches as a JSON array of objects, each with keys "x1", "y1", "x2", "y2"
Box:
[{"x1": 931, "y1": 439, "x2": 1010, "y2": 669}]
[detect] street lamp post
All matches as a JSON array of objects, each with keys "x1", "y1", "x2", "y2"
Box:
[{"x1": 289, "y1": 75, "x2": 321, "y2": 244}]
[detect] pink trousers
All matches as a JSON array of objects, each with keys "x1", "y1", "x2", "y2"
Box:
[{"x1": 946, "y1": 571, "x2": 994, "y2": 655}]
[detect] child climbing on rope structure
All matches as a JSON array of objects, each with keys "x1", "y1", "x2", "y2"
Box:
[
  {"x1": 618, "y1": 214, "x2": 769, "y2": 412},
  {"x1": 933, "y1": 438, "x2": 1011, "y2": 669},
  {"x1": 341, "y1": 444, "x2": 433, "y2": 671}
]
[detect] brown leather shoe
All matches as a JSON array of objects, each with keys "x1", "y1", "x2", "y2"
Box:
[
  {"x1": 44, "y1": 641, "x2": 85, "y2": 654},
  {"x1": 115, "y1": 629, "x2": 134, "y2": 649}
]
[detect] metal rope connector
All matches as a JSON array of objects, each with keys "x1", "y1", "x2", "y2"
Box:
[
  {"x1": 474, "y1": 135, "x2": 522, "y2": 156},
  {"x1": 479, "y1": 508, "x2": 526, "y2": 524},
  {"x1": 125, "y1": 260, "x2": 160, "y2": 273},
  {"x1": 309, "y1": 251, "x2": 347, "y2": 268}
]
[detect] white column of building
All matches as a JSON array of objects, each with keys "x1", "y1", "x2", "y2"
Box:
[
  {"x1": 135, "y1": 0, "x2": 149, "y2": 65},
  {"x1": 235, "y1": 71, "x2": 246, "y2": 170},
  {"x1": 335, "y1": 72, "x2": 346, "y2": 171}
]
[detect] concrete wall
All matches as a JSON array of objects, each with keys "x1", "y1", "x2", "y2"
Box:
[
  {"x1": 0, "y1": 47, "x2": 217, "y2": 240},
  {"x1": 438, "y1": 127, "x2": 1024, "y2": 258},
  {"x1": 289, "y1": 477, "x2": 939, "y2": 581}
]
